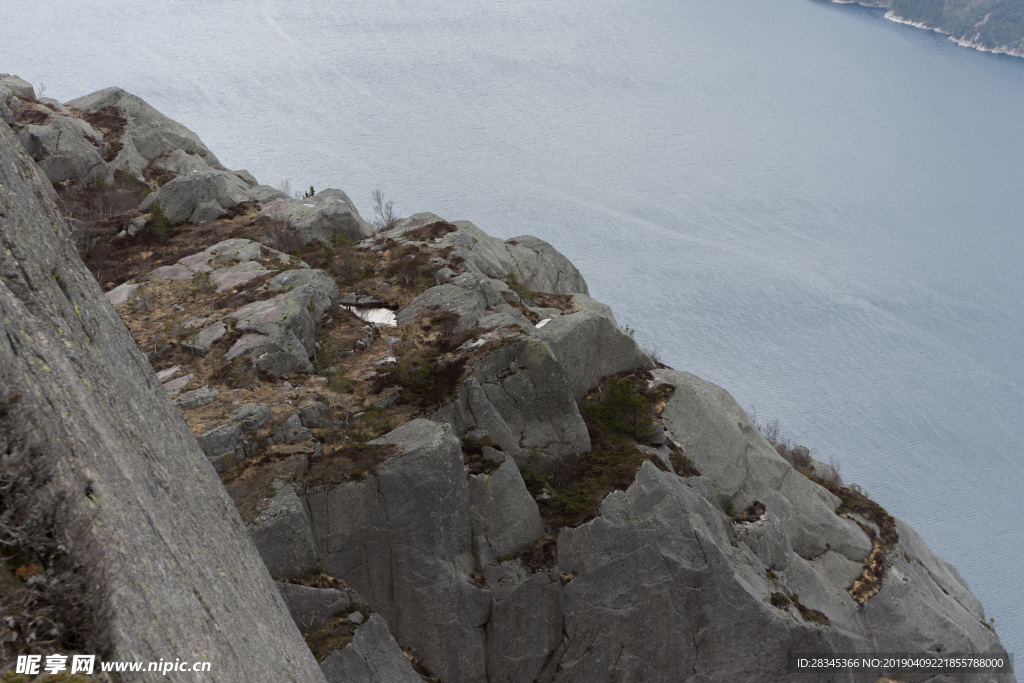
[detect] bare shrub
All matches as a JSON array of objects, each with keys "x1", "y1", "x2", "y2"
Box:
[{"x1": 370, "y1": 189, "x2": 399, "y2": 233}]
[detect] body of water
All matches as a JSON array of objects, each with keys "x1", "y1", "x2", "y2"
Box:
[{"x1": 5, "y1": 0, "x2": 1022, "y2": 656}]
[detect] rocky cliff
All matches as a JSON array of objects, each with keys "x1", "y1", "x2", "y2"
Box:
[{"x1": 0, "y1": 75, "x2": 1015, "y2": 682}]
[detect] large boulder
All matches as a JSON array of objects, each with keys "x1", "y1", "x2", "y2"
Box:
[
  {"x1": 396, "y1": 214, "x2": 589, "y2": 294},
  {"x1": 552, "y1": 462, "x2": 852, "y2": 681},
  {"x1": 468, "y1": 458, "x2": 545, "y2": 563},
  {"x1": 17, "y1": 114, "x2": 109, "y2": 185},
  {"x1": 268, "y1": 268, "x2": 341, "y2": 317},
  {"x1": 432, "y1": 338, "x2": 591, "y2": 459},
  {"x1": 260, "y1": 188, "x2": 372, "y2": 245},
  {"x1": 483, "y1": 562, "x2": 564, "y2": 683},
  {"x1": 0, "y1": 98, "x2": 13, "y2": 125},
  {"x1": 0, "y1": 73, "x2": 35, "y2": 99},
  {"x1": 535, "y1": 310, "x2": 654, "y2": 401},
  {"x1": 304, "y1": 420, "x2": 489, "y2": 682},
  {"x1": 225, "y1": 287, "x2": 320, "y2": 376},
  {"x1": 139, "y1": 170, "x2": 251, "y2": 225},
  {"x1": 656, "y1": 369, "x2": 871, "y2": 562},
  {"x1": 0, "y1": 108, "x2": 324, "y2": 680},
  {"x1": 66, "y1": 86, "x2": 226, "y2": 178},
  {"x1": 249, "y1": 480, "x2": 319, "y2": 578},
  {"x1": 276, "y1": 581, "x2": 360, "y2": 631}
]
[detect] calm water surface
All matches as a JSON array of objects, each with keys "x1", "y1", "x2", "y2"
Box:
[{"x1": 6, "y1": 0, "x2": 1022, "y2": 656}]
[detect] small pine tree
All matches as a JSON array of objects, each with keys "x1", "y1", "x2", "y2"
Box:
[
  {"x1": 304, "y1": 185, "x2": 316, "y2": 198},
  {"x1": 147, "y1": 199, "x2": 170, "y2": 239}
]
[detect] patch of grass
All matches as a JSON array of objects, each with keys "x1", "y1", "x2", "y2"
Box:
[
  {"x1": 405, "y1": 220, "x2": 457, "y2": 241},
  {"x1": 190, "y1": 271, "x2": 215, "y2": 293},
  {"x1": 302, "y1": 612, "x2": 360, "y2": 662},
  {"x1": 326, "y1": 371, "x2": 354, "y2": 394},
  {"x1": 667, "y1": 441, "x2": 701, "y2": 477},
  {"x1": 301, "y1": 442, "x2": 400, "y2": 487},
  {"x1": 583, "y1": 376, "x2": 656, "y2": 442},
  {"x1": 516, "y1": 375, "x2": 692, "y2": 528},
  {"x1": 770, "y1": 592, "x2": 791, "y2": 610},
  {"x1": 795, "y1": 602, "x2": 832, "y2": 627},
  {"x1": 210, "y1": 356, "x2": 260, "y2": 389},
  {"x1": 370, "y1": 350, "x2": 469, "y2": 409},
  {"x1": 80, "y1": 106, "x2": 126, "y2": 162}
]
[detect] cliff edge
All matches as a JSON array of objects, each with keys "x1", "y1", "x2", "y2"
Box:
[{"x1": 0, "y1": 76, "x2": 1015, "y2": 682}]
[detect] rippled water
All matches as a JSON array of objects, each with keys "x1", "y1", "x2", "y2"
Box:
[{"x1": 5, "y1": 0, "x2": 1022, "y2": 655}]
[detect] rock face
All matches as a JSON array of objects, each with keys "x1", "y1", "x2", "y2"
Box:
[
  {"x1": 432, "y1": 339, "x2": 592, "y2": 460},
  {"x1": 139, "y1": 170, "x2": 252, "y2": 225},
  {"x1": 305, "y1": 420, "x2": 490, "y2": 682},
  {"x1": 260, "y1": 188, "x2": 373, "y2": 245},
  {"x1": 320, "y1": 614, "x2": 423, "y2": 683},
  {"x1": 6, "y1": 78, "x2": 1013, "y2": 682},
  {"x1": 67, "y1": 86, "x2": 226, "y2": 179},
  {"x1": 0, "y1": 119, "x2": 324, "y2": 679},
  {"x1": 394, "y1": 213, "x2": 589, "y2": 295}
]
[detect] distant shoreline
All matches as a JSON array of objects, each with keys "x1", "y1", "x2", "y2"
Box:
[{"x1": 830, "y1": 0, "x2": 1024, "y2": 59}]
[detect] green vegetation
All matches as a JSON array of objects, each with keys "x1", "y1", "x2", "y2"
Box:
[
  {"x1": 523, "y1": 375, "x2": 694, "y2": 528},
  {"x1": 584, "y1": 376, "x2": 656, "y2": 442},
  {"x1": 147, "y1": 199, "x2": 171, "y2": 239},
  {"x1": 869, "y1": 0, "x2": 1024, "y2": 54}
]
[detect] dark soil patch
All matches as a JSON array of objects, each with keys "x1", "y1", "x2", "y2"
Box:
[
  {"x1": 404, "y1": 220, "x2": 457, "y2": 241},
  {"x1": 731, "y1": 500, "x2": 766, "y2": 524},
  {"x1": 80, "y1": 107, "x2": 127, "y2": 162}
]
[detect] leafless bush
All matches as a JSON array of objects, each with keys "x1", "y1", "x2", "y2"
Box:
[
  {"x1": 370, "y1": 189, "x2": 399, "y2": 233},
  {"x1": 278, "y1": 178, "x2": 293, "y2": 197},
  {"x1": 642, "y1": 344, "x2": 662, "y2": 367}
]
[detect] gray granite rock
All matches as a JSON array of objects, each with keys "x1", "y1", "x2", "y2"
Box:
[
  {"x1": 226, "y1": 287, "x2": 318, "y2": 376},
  {"x1": 197, "y1": 423, "x2": 244, "y2": 472},
  {"x1": 432, "y1": 338, "x2": 590, "y2": 459},
  {"x1": 139, "y1": 170, "x2": 251, "y2": 225},
  {"x1": 484, "y1": 562, "x2": 563, "y2": 683},
  {"x1": 270, "y1": 412, "x2": 314, "y2": 444},
  {"x1": 534, "y1": 310, "x2": 654, "y2": 401},
  {"x1": 247, "y1": 184, "x2": 290, "y2": 203},
  {"x1": 0, "y1": 74, "x2": 33, "y2": 99},
  {"x1": 181, "y1": 320, "x2": 226, "y2": 356},
  {"x1": 67, "y1": 86, "x2": 227, "y2": 178},
  {"x1": 320, "y1": 614, "x2": 422, "y2": 683},
  {"x1": 0, "y1": 99, "x2": 13, "y2": 125},
  {"x1": 276, "y1": 581, "x2": 358, "y2": 631},
  {"x1": 151, "y1": 148, "x2": 216, "y2": 175},
  {"x1": 17, "y1": 114, "x2": 109, "y2": 186},
  {"x1": 655, "y1": 369, "x2": 872, "y2": 563},
  {"x1": 174, "y1": 385, "x2": 219, "y2": 410},
  {"x1": 269, "y1": 268, "x2": 341, "y2": 317},
  {"x1": 189, "y1": 199, "x2": 228, "y2": 224},
  {"x1": 469, "y1": 458, "x2": 544, "y2": 561},
  {"x1": 259, "y1": 188, "x2": 372, "y2": 245},
  {"x1": 0, "y1": 114, "x2": 324, "y2": 680},
  {"x1": 396, "y1": 215, "x2": 589, "y2": 294},
  {"x1": 233, "y1": 403, "x2": 272, "y2": 432},
  {"x1": 396, "y1": 282, "x2": 488, "y2": 333},
  {"x1": 249, "y1": 479, "x2": 319, "y2": 578},
  {"x1": 305, "y1": 420, "x2": 488, "y2": 682}
]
